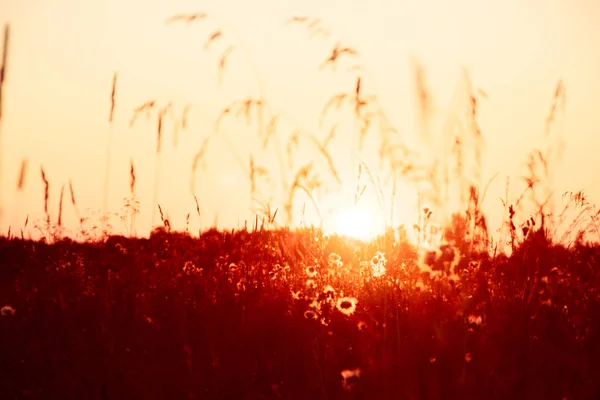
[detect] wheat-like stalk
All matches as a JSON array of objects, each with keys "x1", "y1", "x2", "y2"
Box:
[
  {"x1": 57, "y1": 184, "x2": 65, "y2": 227},
  {"x1": 16, "y1": 158, "x2": 27, "y2": 190},
  {"x1": 129, "y1": 159, "x2": 136, "y2": 195},
  {"x1": 40, "y1": 166, "x2": 50, "y2": 227},
  {"x1": 103, "y1": 72, "x2": 118, "y2": 216},
  {"x1": 0, "y1": 24, "x2": 7, "y2": 120},
  {"x1": 0, "y1": 24, "x2": 10, "y2": 219}
]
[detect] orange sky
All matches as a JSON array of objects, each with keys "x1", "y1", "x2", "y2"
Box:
[{"x1": 1, "y1": 0, "x2": 599, "y2": 241}]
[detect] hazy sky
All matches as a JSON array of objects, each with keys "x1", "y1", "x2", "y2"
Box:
[{"x1": 1, "y1": 0, "x2": 599, "y2": 240}]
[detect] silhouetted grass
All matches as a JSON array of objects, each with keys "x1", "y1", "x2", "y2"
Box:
[
  {"x1": 1, "y1": 8, "x2": 600, "y2": 400},
  {"x1": 0, "y1": 227, "x2": 599, "y2": 399}
]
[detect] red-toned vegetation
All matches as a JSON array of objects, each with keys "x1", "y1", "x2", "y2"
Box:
[{"x1": 0, "y1": 227, "x2": 598, "y2": 399}]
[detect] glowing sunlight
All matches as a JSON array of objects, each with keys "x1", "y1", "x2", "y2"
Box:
[{"x1": 328, "y1": 205, "x2": 382, "y2": 241}]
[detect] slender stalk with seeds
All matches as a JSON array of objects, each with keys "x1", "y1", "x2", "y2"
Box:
[
  {"x1": 129, "y1": 159, "x2": 136, "y2": 195},
  {"x1": 40, "y1": 166, "x2": 50, "y2": 227},
  {"x1": 103, "y1": 72, "x2": 117, "y2": 216},
  {"x1": 154, "y1": 103, "x2": 176, "y2": 227},
  {"x1": 58, "y1": 184, "x2": 65, "y2": 227},
  {"x1": 166, "y1": 13, "x2": 288, "y2": 217},
  {"x1": 151, "y1": 108, "x2": 165, "y2": 227},
  {"x1": 0, "y1": 24, "x2": 10, "y2": 221},
  {"x1": 16, "y1": 158, "x2": 26, "y2": 191}
]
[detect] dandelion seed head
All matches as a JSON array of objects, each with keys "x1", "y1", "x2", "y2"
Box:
[{"x1": 336, "y1": 297, "x2": 357, "y2": 316}]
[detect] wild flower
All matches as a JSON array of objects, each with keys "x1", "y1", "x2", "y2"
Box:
[
  {"x1": 268, "y1": 270, "x2": 278, "y2": 280},
  {"x1": 183, "y1": 261, "x2": 198, "y2": 274},
  {"x1": 371, "y1": 251, "x2": 387, "y2": 277},
  {"x1": 1, "y1": 305, "x2": 15, "y2": 317},
  {"x1": 306, "y1": 279, "x2": 317, "y2": 289},
  {"x1": 336, "y1": 297, "x2": 357, "y2": 316},
  {"x1": 309, "y1": 300, "x2": 320, "y2": 311},
  {"x1": 304, "y1": 310, "x2": 318, "y2": 320},
  {"x1": 468, "y1": 314, "x2": 483, "y2": 326},
  {"x1": 328, "y1": 252, "x2": 343, "y2": 268},
  {"x1": 305, "y1": 265, "x2": 317, "y2": 278},
  {"x1": 323, "y1": 284, "x2": 335, "y2": 298},
  {"x1": 341, "y1": 368, "x2": 361, "y2": 390}
]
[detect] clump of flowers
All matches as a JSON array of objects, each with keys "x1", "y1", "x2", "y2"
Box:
[
  {"x1": 371, "y1": 251, "x2": 387, "y2": 277},
  {"x1": 468, "y1": 314, "x2": 483, "y2": 326},
  {"x1": 183, "y1": 261, "x2": 201, "y2": 275},
  {"x1": 328, "y1": 253, "x2": 343, "y2": 268}
]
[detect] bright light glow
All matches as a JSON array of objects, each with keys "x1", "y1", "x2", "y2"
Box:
[{"x1": 328, "y1": 206, "x2": 381, "y2": 241}]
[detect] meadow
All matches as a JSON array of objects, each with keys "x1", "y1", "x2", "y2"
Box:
[{"x1": 1, "y1": 10, "x2": 600, "y2": 400}]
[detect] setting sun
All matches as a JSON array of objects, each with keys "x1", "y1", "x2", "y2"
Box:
[{"x1": 328, "y1": 206, "x2": 382, "y2": 241}]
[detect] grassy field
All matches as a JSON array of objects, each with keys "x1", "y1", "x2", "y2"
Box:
[
  {"x1": 1, "y1": 9, "x2": 600, "y2": 400},
  {"x1": 0, "y1": 225, "x2": 599, "y2": 399}
]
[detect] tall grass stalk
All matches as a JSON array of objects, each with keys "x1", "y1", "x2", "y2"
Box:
[
  {"x1": 103, "y1": 72, "x2": 117, "y2": 216},
  {"x1": 0, "y1": 24, "x2": 10, "y2": 222}
]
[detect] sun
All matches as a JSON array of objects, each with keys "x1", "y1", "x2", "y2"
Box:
[{"x1": 327, "y1": 205, "x2": 382, "y2": 241}]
